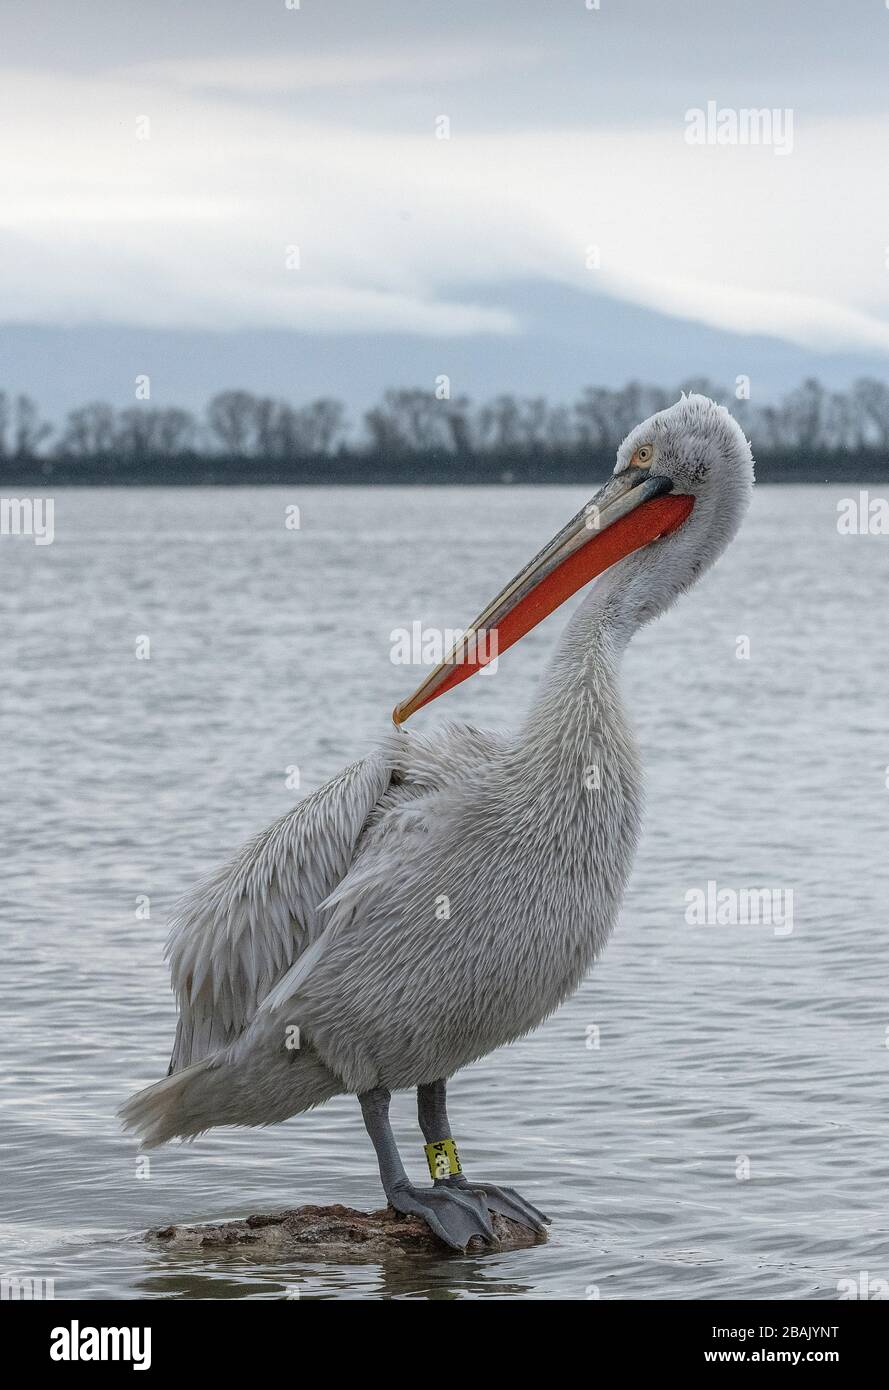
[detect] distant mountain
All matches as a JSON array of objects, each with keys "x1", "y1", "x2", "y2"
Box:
[{"x1": 2, "y1": 281, "x2": 888, "y2": 428}]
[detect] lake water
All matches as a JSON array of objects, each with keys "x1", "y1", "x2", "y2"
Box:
[{"x1": 2, "y1": 483, "x2": 888, "y2": 1301}]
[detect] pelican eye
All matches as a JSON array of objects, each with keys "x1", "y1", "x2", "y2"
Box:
[{"x1": 634, "y1": 444, "x2": 654, "y2": 467}]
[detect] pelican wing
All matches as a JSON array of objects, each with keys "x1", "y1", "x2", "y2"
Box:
[
  {"x1": 166, "y1": 751, "x2": 391, "y2": 1071},
  {"x1": 252, "y1": 722, "x2": 508, "y2": 1021}
]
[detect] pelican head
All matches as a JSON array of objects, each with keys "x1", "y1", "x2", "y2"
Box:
[
  {"x1": 394, "y1": 393, "x2": 754, "y2": 723},
  {"x1": 596, "y1": 392, "x2": 754, "y2": 628}
]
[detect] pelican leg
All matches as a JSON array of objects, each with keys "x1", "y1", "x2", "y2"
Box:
[
  {"x1": 358, "y1": 1087, "x2": 494, "y2": 1252},
  {"x1": 417, "y1": 1079, "x2": 550, "y2": 1235}
]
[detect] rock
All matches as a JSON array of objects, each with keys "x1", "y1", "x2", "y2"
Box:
[{"x1": 145, "y1": 1203, "x2": 546, "y2": 1258}]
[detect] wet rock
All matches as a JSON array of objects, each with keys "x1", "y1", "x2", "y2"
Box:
[{"x1": 146, "y1": 1203, "x2": 545, "y2": 1258}]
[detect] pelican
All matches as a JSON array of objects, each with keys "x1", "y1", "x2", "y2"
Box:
[{"x1": 122, "y1": 394, "x2": 754, "y2": 1250}]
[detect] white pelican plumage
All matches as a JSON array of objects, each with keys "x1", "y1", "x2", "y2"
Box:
[{"x1": 122, "y1": 394, "x2": 754, "y2": 1249}]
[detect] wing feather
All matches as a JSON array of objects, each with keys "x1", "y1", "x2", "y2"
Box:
[{"x1": 166, "y1": 751, "x2": 391, "y2": 1071}]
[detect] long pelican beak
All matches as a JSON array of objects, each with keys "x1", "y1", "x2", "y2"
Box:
[{"x1": 392, "y1": 469, "x2": 694, "y2": 725}]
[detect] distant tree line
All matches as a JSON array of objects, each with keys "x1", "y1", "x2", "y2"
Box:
[{"x1": 2, "y1": 376, "x2": 888, "y2": 483}]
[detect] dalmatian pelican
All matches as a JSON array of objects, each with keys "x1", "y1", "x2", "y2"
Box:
[{"x1": 122, "y1": 394, "x2": 754, "y2": 1250}]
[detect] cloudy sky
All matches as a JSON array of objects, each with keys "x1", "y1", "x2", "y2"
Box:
[{"x1": 2, "y1": 0, "x2": 888, "y2": 413}]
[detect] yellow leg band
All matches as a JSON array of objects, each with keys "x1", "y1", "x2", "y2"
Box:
[{"x1": 424, "y1": 1138, "x2": 462, "y2": 1180}]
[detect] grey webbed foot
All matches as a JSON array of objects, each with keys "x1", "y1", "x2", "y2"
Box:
[
  {"x1": 440, "y1": 1175, "x2": 550, "y2": 1234},
  {"x1": 388, "y1": 1180, "x2": 495, "y2": 1251}
]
